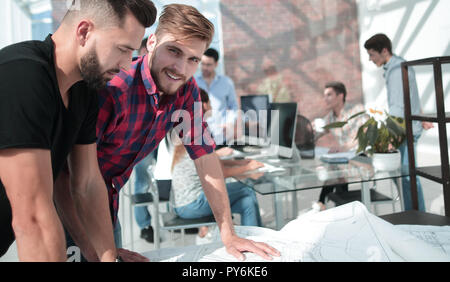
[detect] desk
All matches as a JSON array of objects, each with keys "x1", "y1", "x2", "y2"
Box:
[{"x1": 233, "y1": 151, "x2": 409, "y2": 230}]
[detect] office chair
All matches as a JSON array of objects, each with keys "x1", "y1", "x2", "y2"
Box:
[
  {"x1": 160, "y1": 193, "x2": 217, "y2": 247},
  {"x1": 295, "y1": 114, "x2": 315, "y2": 159},
  {"x1": 123, "y1": 165, "x2": 169, "y2": 250},
  {"x1": 124, "y1": 164, "x2": 216, "y2": 250}
]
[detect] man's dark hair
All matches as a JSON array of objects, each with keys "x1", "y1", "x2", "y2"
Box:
[
  {"x1": 138, "y1": 37, "x2": 148, "y2": 55},
  {"x1": 140, "y1": 38, "x2": 148, "y2": 50},
  {"x1": 325, "y1": 81, "x2": 347, "y2": 103},
  {"x1": 63, "y1": 0, "x2": 157, "y2": 29},
  {"x1": 204, "y1": 48, "x2": 219, "y2": 62},
  {"x1": 111, "y1": 0, "x2": 157, "y2": 28},
  {"x1": 364, "y1": 33, "x2": 393, "y2": 55},
  {"x1": 199, "y1": 88, "x2": 210, "y2": 103}
]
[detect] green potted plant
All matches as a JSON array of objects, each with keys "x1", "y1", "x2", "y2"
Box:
[{"x1": 323, "y1": 107, "x2": 406, "y2": 171}]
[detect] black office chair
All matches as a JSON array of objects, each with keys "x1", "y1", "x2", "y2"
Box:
[{"x1": 295, "y1": 114, "x2": 315, "y2": 159}]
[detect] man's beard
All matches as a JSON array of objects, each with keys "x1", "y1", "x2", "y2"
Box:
[
  {"x1": 149, "y1": 52, "x2": 188, "y2": 95},
  {"x1": 150, "y1": 67, "x2": 188, "y2": 96},
  {"x1": 80, "y1": 48, "x2": 118, "y2": 90}
]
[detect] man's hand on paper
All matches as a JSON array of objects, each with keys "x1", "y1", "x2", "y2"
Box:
[
  {"x1": 223, "y1": 234, "x2": 281, "y2": 261},
  {"x1": 117, "y1": 248, "x2": 150, "y2": 262}
]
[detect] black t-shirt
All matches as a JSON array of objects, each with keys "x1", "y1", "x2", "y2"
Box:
[{"x1": 0, "y1": 35, "x2": 98, "y2": 253}]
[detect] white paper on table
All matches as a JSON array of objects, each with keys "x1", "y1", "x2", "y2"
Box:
[
  {"x1": 366, "y1": 218, "x2": 450, "y2": 262},
  {"x1": 397, "y1": 224, "x2": 450, "y2": 256},
  {"x1": 142, "y1": 202, "x2": 450, "y2": 262},
  {"x1": 279, "y1": 201, "x2": 399, "y2": 261},
  {"x1": 281, "y1": 202, "x2": 450, "y2": 262},
  {"x1": 143, "y1": 226, "x2": 303, "y2": 262}
]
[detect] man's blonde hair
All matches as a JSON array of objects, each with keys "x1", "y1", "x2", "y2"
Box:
[{"x1": 155, "y1": 4, "x2": 215, "y2": 48}]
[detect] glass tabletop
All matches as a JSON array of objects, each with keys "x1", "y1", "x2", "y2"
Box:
[{"x1": 233, "y1": 155, "x2": 410, "y2": 195}]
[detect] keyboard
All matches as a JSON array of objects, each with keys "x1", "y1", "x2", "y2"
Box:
[{"x1": 245, "y1": 152, "x2": 278, "y2": 159}]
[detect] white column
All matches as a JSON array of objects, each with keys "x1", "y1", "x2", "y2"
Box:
[
  {"x1": 0, "y1": 0, "x2": 32, "y2": 49},
  {"x1": 0, "y1": 0, "x2": 12, "y2": 48}
]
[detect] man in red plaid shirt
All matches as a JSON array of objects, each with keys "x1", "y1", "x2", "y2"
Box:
[{"x1": 98, "y1": 4, "x2": 279, "y2": 261}]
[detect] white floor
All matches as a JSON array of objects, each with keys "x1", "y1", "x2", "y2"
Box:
[{"x1": 0, "y1": 149, "x2": 446, "y2": 262}]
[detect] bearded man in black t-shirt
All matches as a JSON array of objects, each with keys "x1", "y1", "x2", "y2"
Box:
[{"x1": 0, "y1": 0, "x2": 156, "y2": 262}]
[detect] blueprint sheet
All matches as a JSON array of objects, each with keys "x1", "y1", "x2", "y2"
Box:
[
  {"x1": 396, "y1": 224, "x2": 450, "y2": 258},
  {"x1": 142, "y1": 202, "x2": 450, "y2": 262}
]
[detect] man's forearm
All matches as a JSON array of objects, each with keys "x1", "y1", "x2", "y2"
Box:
[
  {"x1": 222, "y1": 164, "x2": 251, "y2": 178},
  {"x1": 12, "y1": 181, "x2": 66, "y2": 261},
  {"x1": 0, "y1": 149, "x2": 67, "y2": 261},
  {"x1": 13, "y1": 203, "x2": 66, "y2": 262},
  {"x1": 54, "y1": 171, "x2": 99, "y2": 262},
  {"x1": 71, "y1": 177, "x2": 117, "y2": 262},
  {"x1": 195, "y1": 153, "x2": 236, "y2": 241}
]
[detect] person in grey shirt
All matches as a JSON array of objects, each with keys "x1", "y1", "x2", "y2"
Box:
[{"x1": 364, "y1": 33, "x2": 434, "y2": 211}]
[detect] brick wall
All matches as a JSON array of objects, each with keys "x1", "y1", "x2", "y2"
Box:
[
  {"x1": 50, "y1": 0, "x2": 363, "y2": 147},
  {"x1": 219, "y1": 0, "x2": 364, "y2": 123}
]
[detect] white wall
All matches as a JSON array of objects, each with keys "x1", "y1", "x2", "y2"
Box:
[
  {"x1": 0, "y1": 0, "x2": 32, "y2": 49},
  {"x1": 358, "y1": 0, "x2": 450, "y2": 165}
]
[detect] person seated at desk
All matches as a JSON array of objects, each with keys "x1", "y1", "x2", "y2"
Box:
[
  {"x1": 314, "y1": 81, "x2": 367, "y2": 210},
  {"x1": 170, "y1": 89, "x2": 263, "y2": 243}
]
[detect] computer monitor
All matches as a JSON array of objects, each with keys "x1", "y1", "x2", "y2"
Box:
[
  {"x1": 269, "y1": 102, "x2": 298, "y2": 158},
  {"x1": 239, "y1": 95, "x2": 271, "y2": 145}
]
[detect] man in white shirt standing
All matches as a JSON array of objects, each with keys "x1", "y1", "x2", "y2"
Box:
[
  {"x1": 364, "y1": 33, "x2": 433, "y2": 211},
  {"x1": 196, "y1": 48, "x2": 238, "y2": 145}
]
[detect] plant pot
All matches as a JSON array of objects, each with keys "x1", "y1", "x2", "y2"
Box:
[{"x1": 372, "y1": 151, "x2": 401, "y2": 171}]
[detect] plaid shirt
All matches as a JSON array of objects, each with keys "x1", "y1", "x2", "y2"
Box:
[{"x1": 96, "y1": 55, "x2": 216, "y2": 224}]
